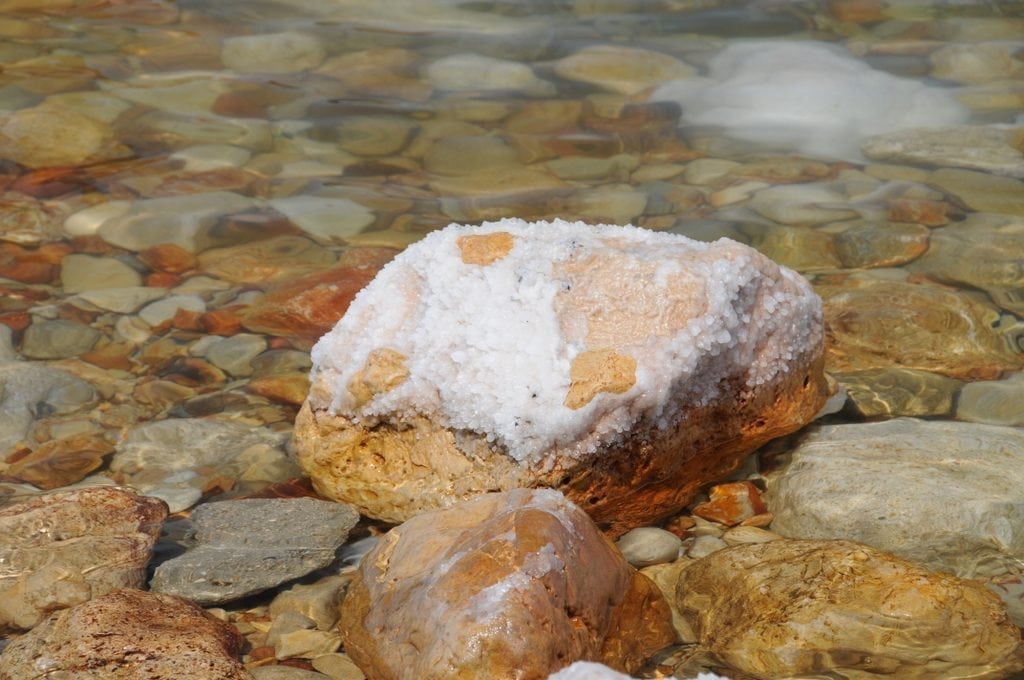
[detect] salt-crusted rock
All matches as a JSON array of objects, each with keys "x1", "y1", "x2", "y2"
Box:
[
  {"x1": 674, "y1": 539, "x2": 1024, "y2": 679},
  {"x1": 340, "y1": 489, "x2": 675, "y2": 679},
  {"x1": 0, "y1": 589, "x2": 251, "y2": 679},
  {"x1": 294, "y1": 220, "x2": 827, "y2": 534},
  {"x1": 0, "y1": 486, "x2": 167, "y2": 633}
]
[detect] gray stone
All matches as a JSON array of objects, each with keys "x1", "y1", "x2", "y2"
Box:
[
  {"x1": 0, "y1": 363, "x2": 96, "y2": 454},
  {"x1": 96, "y1": 192, "x2": 256, "y2": 252},
  {"x1": 151, "y1": 498, "x2": 359, "y2": 605},
  {"x1": 109, "y1": 418, "x2": 294, "y2": 512},
  {"x1": 0, "y1": 325, "x2": 17, "y2": 364},
  {"x1": 615, "y1": 527, "x2": 682, "y2": 567},
  {"x1": 251, "y1": 349, "x2": 312, "y2": 377},
  {"x1": 252, "y1": 666, "x2": 331, "y2": 680},
  {"x1": 20, "y1": 319, "x2": 101, "y2": 359},
  {"x1": 205, "y1": 333, "x2": 268, "y2": 377},
  {"x1": 73, "y1": 286, "x2": 167, "y2": 313},
  {"x1": 765, "y1": 419, "x2": 1024, "y2": 589},
  {"x1": 861, "y1": 126, "x2": 1024, "y2": 178},
  {"x1": 269, "y1": 196, "x2": 375, "y2": 243},
  {"x1": 269, "y1": 575, "x2": 350, "y2": 631},
  {"x1": 138, "y1": 294, "x2": 206, "y2": 327}
]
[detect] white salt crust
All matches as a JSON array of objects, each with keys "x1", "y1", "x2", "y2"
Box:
[
  {"x1": 309, "y1": 219, "x2": 820, "y2": 463},
  {"x1": 652, "y1": 41, "x2": 968, "y2": 162}
]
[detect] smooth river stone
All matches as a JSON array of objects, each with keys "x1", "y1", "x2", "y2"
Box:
[
  {"x1": 60, "y1": 253, "x2": 143, "y2": 293},
  {"x1": 553, "y1": 45, "x2": 695, "y2": 95},
  {"x1": 197, "y1": 236, "x2": 336, "y2": 285},
  {"x1": 765, "y1": 419, "x2": 1024, "y2": 585},
  {"x1": 927, "y1": 167, "x2": 1024, "y2": 216},
  {"x1": 0, "y1": 363, "x2": 96, "y2": 455},
  {"x1": 341, "y1": 489, "x2": 675, "y2": 679},
  {"x1": 221, "y1": 31, "x2": 326, "y2": 74},
  {"x1": 151, "y1": 498, "x2": 358, "y2": 605},
  {"x1": 0, "y1": 486, "x2": 167, "y2": 632},
  {"x1": 833, "y1": 221, "x2": 930, "y2": 269},
  {"x1": 861, "y1": 125, "x2": 1024, "y2": 178},
  {"x1": 747, "y1": 183, "x2": 859, "y2": 225},
  {"x1": 674, "y1": 539, "x2": 1024, "y2": 679},
  {"x1": 269, "y1": 196, "x2": 375, "y2": 243},
  {"x1": 109, "y1": 418, "x2": 295, "y2": 512},
  {"x1": 818, "y1": 275, "x2": 1020, "y2": 380},
  {"x1": 19, "y1": 319, "x2": 101, "y2": 359},
  {"x1": 836, "y1": 367, "x2": 961, "y2": 417},
  {"x1": 95, "y1": 192, "x2": 256, "y2": 252},
  {"x1": 0, "y1": 589, "x2": 250, "y2": 679},
  {"x1": 425, "y1": 53, "x2": 555, "y2": 96},
  {"x1": 957, "y1": 372, "x2": 1024, "y2": 426},
  {"x1": 909, "y1": 213, "x2": 1024, "y2": 314},
  {"x1": 294, "y1": 220, "x2": 828, "y2": 535},
  {"x1": 0, "y1": 103, "x2": 131, "y2": 169}
]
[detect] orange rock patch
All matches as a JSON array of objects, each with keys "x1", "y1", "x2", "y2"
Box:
[
  {"x1": 347, "y1": 348, "x2": 410, "y2": 407},
  {"x1": 564, "y1": 349, "x2": 636, "y2": 409},
  {"x1": 457, "y1": 232, "x2": 514, "y2": 265}
]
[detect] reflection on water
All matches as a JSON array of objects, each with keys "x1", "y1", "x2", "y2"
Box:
[{"x1": 0, "y1": 0, "x2": 1022, "y2": 676}]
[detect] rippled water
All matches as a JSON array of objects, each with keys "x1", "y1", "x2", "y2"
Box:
[{"x1": 0, "y1": 0, "x2": 1023, "y2": 676}]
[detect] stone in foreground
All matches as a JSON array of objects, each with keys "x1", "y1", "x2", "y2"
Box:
[
  {"x1": 340, "y1": 489, "x2": 675, "y2": 679},
  {"x1": 0, "y1": 589, "x2": 251, "y2": 679},
  {"x1": 674, "y1": 539, "x2": 1024, "y2": 679},
  {"x1": 150, "y1": 498, "x2": 359, "y2": 605},
  {"x1": 295, "y1": 220, "x2": 827, "y2": 534},
  {"x1": 0, "y1": 486, "x2": 167, "y2": 633}
]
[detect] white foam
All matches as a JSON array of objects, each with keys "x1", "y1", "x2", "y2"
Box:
[
  {"x1": 309, "y1": 219, "x2": 820, "y2": 463},
  {"x1": 652, "y1": 41, "x2": 969, "y2": 162}
]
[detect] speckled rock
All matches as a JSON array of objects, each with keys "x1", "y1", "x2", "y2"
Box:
[
  {"x1": 765, "y1": 419, "x2": 1024, "y2": 588},
  {"x1": 0, "y1": 486, "x2": 167, "y2": 632},
  {"x1": 818, "y1": 275, "x2": 1020, "y2": 380},
  {"x1": 151, "y1": 498, "x2": 357, "y2": 605},
  {"x1": 0, "y1": 589, "x2": 251, "y2": 679},
  {"x1": 340, "y1": 489, "x2": 675, "y2": 679},
  {"x1": 294, "y1": 220, "x2": 828, "y2": 535},
  {"x1": 675, "y1": 539, "x2": 1024, "y2": 679}
]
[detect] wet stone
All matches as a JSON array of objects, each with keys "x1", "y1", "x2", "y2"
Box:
[
  {"x1": 929, "y1": 42, "x2": 1024, "y2": 84},
  {"x1": 0, "y1": 362, "x2": 97, "y2": 454},
  {"x1": 269, "y1": 196, "x2": 375, "y2": 243},
  {"x1": 553, "y1": 45, "x2": 695, "y2": 95},
  {"x1": 60, "y1": 253, "x2": 143, "y2": 293},
  {"x1": 221, "y1": 31, "x2": 326, "y2": 74},
  {"x1": 748, "y1": 183, "x2": 859, "y2": 225},
  {"x1": 956, "y1": 372, "x2": 1024, "y2": 426},
  {"x1": 20, "y1": 318, "x2": 101, "y2": 359},
  {"x1": 615, "y1": 527, "x2": 683, "y2": 568},
  {"x1": 334, "y1": 116, "x2": 415, "y2": 156},
  {"x1": 741, "y1": 223, "x2": 840, "y2": 273},
  {"x1": 424, "y1": 134, "x2": 520, "y2": 177},
  {"x1": 0, "y1": 589, "x2": 249, "y2": 679},
  {"x1": 675, "y1": 539, "x2": 1024, "y2": 679},
  {"x1": 109, "y1": 418, "x2": 295, "y2": 512},
  {"x1": 252, "y1": 667, "x2": 331, "y2": 680},
  {"x1": 73, "y1": 286, "x2": 166, "y2": 314},
  {"x1": 138, "y1": 293, "x2": 206, "y2": 326},
  {"x1": 425, "y1": 53, "x2": 555, "y2": 96},
  {"x1": 197, "y1": 236, "x2": 336, "y2": 285},
  {"x1": 837, "y1": 368, "x2": 962, "y2": 418},
  {"x1": 204, "y1": 333, "x2": 267, "y2": 377},
  {"x1": 0, "y1": 486, "x2": 167, "y2": 632},
  {"x1": 927, "y1": 168, "x2": 1024, "y2": 216},
  {"x1": 833, "y1": 221, "x2": 930, "y2": 269},
  {"x1": 0, "y1": 192, "x2": 67, "y2": 245},
  {"x1": 0, "y1": 103, "x2": 131, "y2": 169},
  {"x1": 862, "y1": 126, "x2": 1024, "y2": 179},
  {"x1": 269, "y1": 574, "x2": 350, "y2": 631},
  {"x1": 151, "y1": 497, "x2": 358, "y2": 605}
]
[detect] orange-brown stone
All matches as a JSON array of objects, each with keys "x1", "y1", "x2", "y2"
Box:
[
  {"x1": 457, "y1": 231, "x2": 515, "y2": 265},
  {"x1": 692, "y1": 481, "x2": 767, "y2": 527},
  {"x1": 347, "y1": 348, "x2": 409, "y2": 407},
  {"x1": 565, "y1": 349, "x2": 637, "y2": 409}
]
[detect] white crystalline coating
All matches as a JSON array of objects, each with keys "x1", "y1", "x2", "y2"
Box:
[
  {"x1": 651, "y1": 41, "x2": 969, "y2": 162},
  {"x1": 546, "y1": 661, "x2": 635, "y2": 680},
  {"x1": 309, "y1": 219, "x2": 821, "y2": 463}
]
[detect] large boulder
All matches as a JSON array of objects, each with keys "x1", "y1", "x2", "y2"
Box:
[
  {"x1": 294, "y1": 219, "x2": 827, "y2": 534},
  {"x1": 0, "y1": 486, "x2": 167, "y2": 633},
  {"x1": 0, "y1": 589, "x2": 251, "y2": 679},
  {"x1": 340, "y1": 488, "x2": 676, "y2": 679},
  {"x1": 674, "y1": 539, "x2": 1024, "y2": 679}
]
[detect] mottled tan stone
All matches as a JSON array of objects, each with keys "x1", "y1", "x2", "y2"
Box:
[
  {"x1": 340, "y1": 489, "x2": 675, "y2": 680},
  {"x1": 675, "y1": 539, "x2": 1024, "y2": 679},
  {"x1": 347, "y1": 348, "x2": 409, "y2": 408},
  {"x1": 0, "y1": 589, "x2": 251, "y2": 679},
  {"x1": 0, "y1": 486, "x2": 167, "y2": 633},
  {"x1": 565, "y1": 349, "x2": 636, "y2": 409},
  {"x1": 457, "y1": 231, "x2": 515, "y2": 265}
]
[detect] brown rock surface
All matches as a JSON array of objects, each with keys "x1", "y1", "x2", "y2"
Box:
[
  {"x1": 294, "y1": 221, "x2": 828, "y2": 535},
  {"x1": 0, "y1": 589, "x2": 251, "y2": 679},
  {"x1": 674, "y1": 539, "x2": 1024, "y2": 679},
  {"x1": 0, "y1": 486, "x2": 167, "y2": 633},
  {"x1": 340, "y1": 489, "x2": 675, "y2": 680}
]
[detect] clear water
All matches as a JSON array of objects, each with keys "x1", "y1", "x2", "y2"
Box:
[{"x1": 0, "y1": 0, "x2": 1023, "y2": 677}]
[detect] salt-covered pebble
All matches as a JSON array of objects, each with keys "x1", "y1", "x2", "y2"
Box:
[{"x1": 615, "y1": 527, "x2": 683, "y2": 567}]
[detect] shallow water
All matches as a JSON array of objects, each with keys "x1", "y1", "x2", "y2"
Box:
[{"x1": 0, "y1": 0, "x2": 1023, "y2": 677}]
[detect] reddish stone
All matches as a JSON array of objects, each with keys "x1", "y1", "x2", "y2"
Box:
[
  {"x1": 81, "y1": 341, "x2": 135, "y2": 371},
  {"x1": 199, "y1": 308, "x2": 243, "y2": 336},
  {"x1": 170, "y1": 308, "x2": 203, "y2": 331},
  {"x1": 146, "y1": 272, "x2": 181, "y2": 288},
  {"x1": 159, "y1": 357, "x2": 226, "y2": 387},
  {"x1": 6, "y1": 434, "x2": 114, "y2": 490},
  {"x1": 138, "y1": 243, "x2": 197, "y2": 274},
  {"x1": 9, "y1": 166, "x2": 89, "y2": 198},
  {"x1": 827, "y1": 0, "x2": 886, "y2": 23},
  {"x1": 663, "y1": 515, "x2": 696, "y2": 539},
  {"x1": 152, "y1": 168, "x2": 256, "y2": 197},
  {"x1": 0, "y1": 260, "x2": 55, "y2": 283},
  {"x1": 248, "y1": 372, "x2": 310, "y2": 406},
  {"x1": 69, "y1": 234, "x2": 114, "y2": 254},
  {"x1": 241, "y1": 261, "x2": 393, "y2": 348},
  {"x1": 692, "y1": 481, "x2": 768, "y2": 527},
  {"x1": 238, "y1": 477, "x2": 320, "y2": 501},
  {"x1": 249, "y1": 646, "x2": 276, "y2": 662},
  {"x1": 267, "y1": 337, "x2": 294, "y2": 350},
  {"x1": 885, "y1": 198, "x2": 956, "y2": 227},
  {"x1": 0, "y1": 310, "x2": 31, "y2": 332}
]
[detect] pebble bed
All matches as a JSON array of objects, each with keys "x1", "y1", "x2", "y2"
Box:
[{"x1": 0, "y1": 0, "x2": 1022, "y2": 678}]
